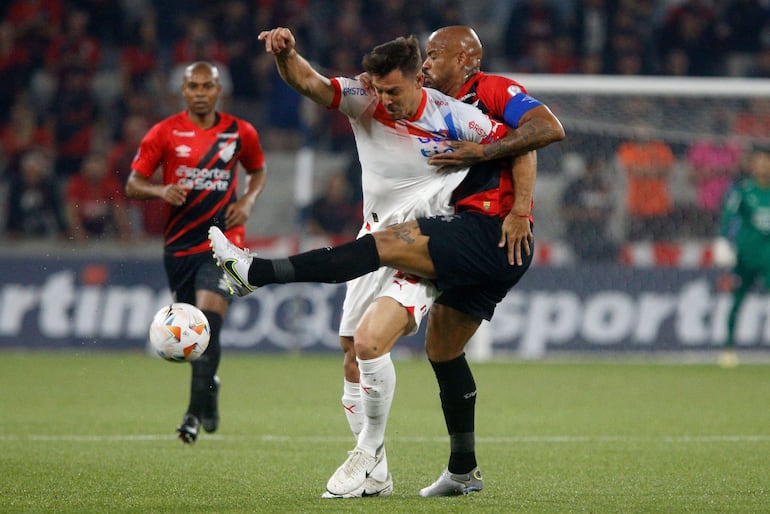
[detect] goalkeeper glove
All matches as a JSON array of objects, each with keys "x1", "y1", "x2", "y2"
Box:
[{"x1": 712, "y1": 237, "x2": 736, "y2": 268}]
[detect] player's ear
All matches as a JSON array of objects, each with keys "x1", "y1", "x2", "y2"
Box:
[{"x1": 416, "y1": 72, "x2": 425, "y2": 88}]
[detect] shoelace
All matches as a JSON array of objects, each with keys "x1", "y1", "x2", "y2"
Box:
[{"x1": 341, "y1": 449, "x2": 373, "y2": 477}]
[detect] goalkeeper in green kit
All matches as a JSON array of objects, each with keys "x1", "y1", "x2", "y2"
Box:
[{"x1": 712, "y1": 146, "x2": 770, "y2": 367}]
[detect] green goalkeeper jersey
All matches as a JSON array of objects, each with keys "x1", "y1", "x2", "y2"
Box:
[{"x1": 720, "y1": 178, "x2": 770, "y2": 266}]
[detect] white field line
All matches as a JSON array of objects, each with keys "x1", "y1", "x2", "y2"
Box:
[{"x1": 0, "y1": 434, "x2": 769, "y2": 443}]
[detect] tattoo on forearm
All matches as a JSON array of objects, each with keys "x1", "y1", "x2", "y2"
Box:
[{"x1": 484, "y1": 120, "x2": 558, "y2": 159}]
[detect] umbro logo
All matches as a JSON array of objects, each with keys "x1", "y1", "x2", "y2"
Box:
[{"x1": 175, "y1": 145, "x2": 191, "y2": 157}]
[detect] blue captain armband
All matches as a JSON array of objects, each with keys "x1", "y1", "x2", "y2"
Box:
[{"x1": 503, "y1": 93, "x2": 542, "y2": 128}]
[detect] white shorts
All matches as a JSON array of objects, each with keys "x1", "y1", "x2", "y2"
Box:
[{"x1": 338, "y1": 266, "x2": 438, "y2": 337}]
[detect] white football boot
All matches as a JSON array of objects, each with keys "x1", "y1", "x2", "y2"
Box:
[
  {"x1": 208, "y1": 226, "x2": 257, "y2": 296},
  {"x1": 324, "y1": 446, "x2": 381, "y2": 497},
  {"x1": 322, "y1": 447, "x2": 392, "y2": 498},
  {"x1": 419, "y1": 467, "x2": 484, "y2": 497}
]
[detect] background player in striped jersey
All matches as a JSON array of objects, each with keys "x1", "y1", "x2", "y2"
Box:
[{"x1": 126, "y1": 61, "x2": 267, "y2": 444}]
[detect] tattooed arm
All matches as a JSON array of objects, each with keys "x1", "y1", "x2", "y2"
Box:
[{"x1": 429, "y1": 104, "x2": 564, "y2": 166}]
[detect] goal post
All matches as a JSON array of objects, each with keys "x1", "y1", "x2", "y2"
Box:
[{"x1": 501, "y1": 73, "x2": 770, "y2": 251}]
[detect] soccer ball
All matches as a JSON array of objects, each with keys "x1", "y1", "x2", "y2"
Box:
[{"x1": 149, "y1": 303, "x2": 210, "y2": 362}]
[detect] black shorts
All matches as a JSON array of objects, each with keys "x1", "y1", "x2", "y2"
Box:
[
  {"x1": 164, "y1": 251, "x2": 231, "y2": 304},
  {"x1": 417, "y1": 211, "x2": 533, "y2": 321}
]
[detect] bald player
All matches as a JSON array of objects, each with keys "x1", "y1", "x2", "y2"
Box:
[{"x1": 362, "y1": 25, "x2": 566, "y2": 496}]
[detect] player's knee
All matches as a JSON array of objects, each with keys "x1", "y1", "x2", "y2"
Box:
[
  {"x1": 352, "y1": 329, "x2": 387, "y2": 360},
  {"x1": 425, "y1": 340, "x2": 463, "y2": 362},
  {"x1": 353, "y1": 339, "x2": 379, "y2": 360},
  {"x1": 424, "y1": 328, "x2": 469, "y2": 362}
]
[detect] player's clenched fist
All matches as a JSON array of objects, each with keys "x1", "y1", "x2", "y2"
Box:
[{"x1": 258, "y1": 27, "x2": 295, "y2": 55}]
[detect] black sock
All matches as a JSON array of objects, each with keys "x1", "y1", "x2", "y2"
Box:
[
  {"x1": 187, "y1": 311, "x2": 222, "y2": 416},
  {"x1": 430, "y1": 353, "x2": 477, "y2": 474},
  {"x1": 247, "y1": 234, "x2": 380, "y2": 286}
]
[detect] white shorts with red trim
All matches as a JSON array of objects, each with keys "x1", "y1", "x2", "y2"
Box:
[{"x1": 338, "y1": 266, "x2": 437, "y2": 337}]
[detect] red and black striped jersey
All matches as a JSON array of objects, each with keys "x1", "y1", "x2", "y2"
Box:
[
  {"x1": 131, "y1": 111, "x2": 264, "y2": 256},
  {"x1": 451, "y1": 72, "x2": 540, "y2": 220}
]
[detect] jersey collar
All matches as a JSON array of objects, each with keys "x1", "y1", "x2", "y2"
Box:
[
  {"x1": 456, "y1": 72, "x2": 484, "y2": 102},
  {"x1": 407, "y1": 89, "x2": 428, "y2": 122}
]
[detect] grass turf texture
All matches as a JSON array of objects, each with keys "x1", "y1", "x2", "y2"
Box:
[{"x1": 1, "y1": 352, "x2": 768, "y2": 513}]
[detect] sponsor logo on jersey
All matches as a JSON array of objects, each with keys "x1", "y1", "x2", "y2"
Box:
[
  {"x1": 418, "y1": 131, "x2": 455, "y2": 158},
  {"x1": 174, "y1": 165, "x2": 232, "y2": 191},
  {"x1": 343, "y1": 87, "x2": 367, "y2": 96},
  {"x1": 173, "y1": 130, "x2": 195, "y2": 137},
  {"x1": 420, "y1": 142, "x2": 454, "y2": 158},
  {"x1": 217, "y1": 132, "x2": 238, "y2": 138},
  {"x1": 467, "y1": 120, "x2": 488, "y2": 137},
  {"x1": 175, "y1": 145, "x2": 192, "y2": 157}
]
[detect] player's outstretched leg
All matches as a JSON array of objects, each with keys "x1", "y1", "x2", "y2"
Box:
[
  {"x1": 419, "y1": 467, "x2": 484, "y2": 497},
  {"x1": 208, "y1": 226, "x2": 258, "y2": 296}
]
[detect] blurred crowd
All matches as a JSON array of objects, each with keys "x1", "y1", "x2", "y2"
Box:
[{"x1": 2, "y1": 0, "x2": 770, "y2": 255}]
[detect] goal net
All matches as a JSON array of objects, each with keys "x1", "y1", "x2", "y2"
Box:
[{"x1": 506, "y1": 74, "x2": 770, "y2": 265}]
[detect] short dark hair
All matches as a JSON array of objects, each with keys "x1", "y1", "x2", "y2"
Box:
[{"x1": 362, "y1": 35, "x2": 422, "y2": 78}]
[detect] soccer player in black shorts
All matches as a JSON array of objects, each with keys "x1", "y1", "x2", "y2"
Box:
[
  {"x1": 211, "y1": 25, "x2": 563, "y2": 495},
  {"x1": 126, "y1": 61, "x2": 267, "y2": 444}
]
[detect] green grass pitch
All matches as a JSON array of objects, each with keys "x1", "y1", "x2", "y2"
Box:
[{"x1": 1, "y1": 351, "x2": 768, "y2": 513}]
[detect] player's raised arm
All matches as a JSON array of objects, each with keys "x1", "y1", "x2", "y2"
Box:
[{"x1": 258, "y1": 27, "x2": 335, "y2": 107}]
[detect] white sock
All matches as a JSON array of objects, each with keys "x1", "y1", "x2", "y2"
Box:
[
  {"x1": 356, "y1": 353, "x2": 396, "y2": 457},
  {"x1": 341, "y1": 379, "x2": 364, "y2": 438}
]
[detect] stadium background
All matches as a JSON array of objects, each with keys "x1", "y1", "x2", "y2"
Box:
[{"x1": 1, "y1": 0, "x2": 770, "y2": 358}]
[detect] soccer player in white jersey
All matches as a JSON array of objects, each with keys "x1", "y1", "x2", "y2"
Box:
[{"x1": 238, "y1": 27, "x2": 506, "y2": 498}]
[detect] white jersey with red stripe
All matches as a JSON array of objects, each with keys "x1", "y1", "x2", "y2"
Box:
[
  {"x1": 329, "y1": 77, "x2": 506, "y2": 232},
  {"x1": 330, "y1": 76, "x2": 506, "y2": 337}
]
